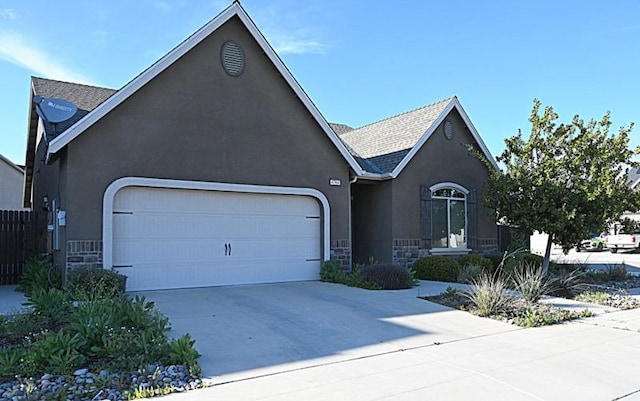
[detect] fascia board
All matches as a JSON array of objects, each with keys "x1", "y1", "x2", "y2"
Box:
[{"x1": 356, "y1": 172, "x2": 393, "y2": 181}]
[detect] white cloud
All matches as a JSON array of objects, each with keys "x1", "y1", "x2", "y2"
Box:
[
  {"x1": 273, "y1": 39, "x2": 326, "y2": 55},
  {"x1": 253, "y1": 5, "x2": 328, "y2": 56},
  {"x1": 0, "y1": 32, "x2": 94, "y2": 84},
  {"x1": 0, "y1": 8, "x2": 16, "y2": 19}
]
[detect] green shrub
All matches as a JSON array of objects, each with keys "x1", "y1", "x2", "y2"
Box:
[
  {"x1": 457, "y1": 264, "x2": 485, "y2": 284},
  {"x1": 359, "y1": 264, "x2": 413, "y2": 290},
  {"x1": 458, "y1": 255, "x2": 493, "y2": 271},
  {"x1": 319, "y1": 261, "x2": 380, "y2": 289},
  {"x1": 519, "y1": 252, "x2": 544, "y2": 268},
  {"x1": 19, "y1": 258, "x2": 62, "y2": 298},
  {"x1": 319, "y1": 260, "x2": 344, "y2": 283},
  {"x1": 513, "y1": 306, "x2": 593, "y2": 327},
  {"x1": 481, "y1": 251, "x2": 505, "y2": 271},
  {"x1": 0, "y1": 346, "x2": 24, "y2": 377},
  {"x1": 24, "y1": 287, "x2": 72, "y2": 323},
  {"x1": 66, "y1": 267, "x2": 127, "y2": 300},
  {"x1": 164, "y1": 334, "x2": 202, "y2": 377},
  {"x1": 465, "y1": 273, "x2": 514, "y2": 317},
  {"x1": 412, "y1": 256, "x2": 460, "y2": 282},
  {"x1": 21, "y1": 329, "x2": 85, "y2": 375}
]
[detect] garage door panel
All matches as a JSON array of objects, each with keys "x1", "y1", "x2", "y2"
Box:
[
  {"x1": 117, "y1": 259, "x2": 319, "y2": 291},
  {"x1": 113, "y1": 187, "x2": 323, "y2": 291}
]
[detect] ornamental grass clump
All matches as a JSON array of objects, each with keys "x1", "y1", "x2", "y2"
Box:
[
  {"x1": 511, "y1": 263, "x2": 554, "y2": 304},
  {"x1": 465, "y1": 273, "x2": 514, "y2": 317}
]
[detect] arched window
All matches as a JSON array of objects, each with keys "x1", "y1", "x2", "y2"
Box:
[{"x1": 430, "y1": 183, "x2": 468, "y2": 249}]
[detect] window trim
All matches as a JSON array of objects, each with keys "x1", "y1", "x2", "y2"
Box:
[
  {"x1": 429, "y1": 182, "x2": 470, "y2": 195},
  {"x1": 429, "y1": 182, "x2": 471, "y2": 254}
]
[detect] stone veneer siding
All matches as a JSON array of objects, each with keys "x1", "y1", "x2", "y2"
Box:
[
  {"x1": 330, "y1": 239, "x2": 351, "y2": 269},
  {"x1": 66, "y1": 240, "x2": 103, "y2": 273},
  {"x1": 392, "y1": 239, "x2": 429, "y2": 267},
  {"x1": 67, "y1": 239, "x2": 353, "y2": 274},
  {"x1": 392, "y1": 238, "x2": 499, "y2": 267}
]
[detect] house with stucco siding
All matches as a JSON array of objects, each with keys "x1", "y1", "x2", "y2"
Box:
[{"x1": 21, "y1": 2, "x2": 498, "y2": 291}]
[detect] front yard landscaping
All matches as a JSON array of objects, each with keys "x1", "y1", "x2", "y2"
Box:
[
  {"x1": 322, "y1": 251, "x2": 640, "y2": 329},
  {"x1": 419, "y1": 253, "x2": 640, "y2": 327},
  {"x1": 0, "y1": 259, "x2": 205, "y2": 400}
]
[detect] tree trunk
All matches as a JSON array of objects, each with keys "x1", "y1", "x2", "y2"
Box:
[{"x1": 542, "y1": 233, "x2": 553, "y2": 275}]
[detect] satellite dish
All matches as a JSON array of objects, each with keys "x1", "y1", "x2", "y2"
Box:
[{"x1": 33, "y1": 96, "x2": 78, "y2": 123}]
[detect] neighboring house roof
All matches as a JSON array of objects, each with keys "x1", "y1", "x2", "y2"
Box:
[
  {"x1": 0, "y1": 153, "x2": 24, "y2": 175},
  {"x1": 338, "y1": 97, "x2": 499, "y2": 176},
  {"x1": 629, "y1": 167, "x2": 640, "y2": 190},
  {"x1": 41, "y1": 2, "x2": 364, "y2": 176}
]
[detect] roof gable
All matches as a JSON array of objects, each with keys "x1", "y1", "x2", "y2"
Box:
[
  {"x1": 44, "y1": 3, "x2": 364, "y2": 175},
  {"x1": 339, "y1": 97, "x2": 498, "y2": 177},
  {"x1": 0, "y1": 153, "x2": 23, "y2": 175}
]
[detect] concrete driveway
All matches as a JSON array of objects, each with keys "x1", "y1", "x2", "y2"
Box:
[{"x1": 136, "y1": 281, "x2": 640, "y2": 401}]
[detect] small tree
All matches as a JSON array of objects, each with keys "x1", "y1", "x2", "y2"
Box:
[{"x1": 484, "y1": 99, "x2": 639, "y2": 273}]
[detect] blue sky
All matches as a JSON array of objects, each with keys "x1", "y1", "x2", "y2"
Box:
[{"x1": 1, "y1": 0, "x2": 638, "y2": 165}]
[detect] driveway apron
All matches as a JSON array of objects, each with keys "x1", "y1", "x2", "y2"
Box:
[{"x1": 136, "y1": 281, "x2": 640, "y2": 401}]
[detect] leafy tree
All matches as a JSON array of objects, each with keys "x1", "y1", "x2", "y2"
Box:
[{"x1": 484, "y1": 99, "x2": 639, "y2": 273}]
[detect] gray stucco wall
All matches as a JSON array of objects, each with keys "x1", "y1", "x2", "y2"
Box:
[
  {"x1": 351, "y1": 181, "x2": 392, "y2": 264},
  {"x1": 52, "y1": 16, "x2": 351, "y2": 266},
  {"x1": 392, "y1": 108, "x2": 496, "y2": 245},
  {"x1": 31, "y1": 123, "x2": 67, "y2": 268}
]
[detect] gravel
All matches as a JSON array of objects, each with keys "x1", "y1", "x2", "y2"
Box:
[{"x1": 0, "y1": 364, "x2": 207, "y2": 400}]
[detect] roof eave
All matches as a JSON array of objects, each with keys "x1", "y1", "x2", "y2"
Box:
[
  {"x1": 357, "y1": 172, "x2": 393, "y2": 181},
  {"x1": 23, "y1": 79, "x2": 40, "y2": 208}
]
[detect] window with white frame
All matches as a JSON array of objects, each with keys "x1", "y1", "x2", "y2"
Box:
[{"x1": 431, "y1": 184, "x2": 468, "y2": 249}]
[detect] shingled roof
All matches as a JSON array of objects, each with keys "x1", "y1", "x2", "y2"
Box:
[
  {"x1": 337, "y1": 98, "x2": 454, "y2": 174},
  {"x1": 31, "y1": 77, "x2": 116, "y2": 139}
]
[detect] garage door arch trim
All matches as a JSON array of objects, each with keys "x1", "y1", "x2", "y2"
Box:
[{"x1": 103, "y1": 177, "x2": 331, "y2": 271}]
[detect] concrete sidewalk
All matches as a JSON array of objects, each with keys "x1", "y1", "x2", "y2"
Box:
[
  {"x1": 136, "y1": 281, "x2": 640, "y2": 401},
  {"x1": 0, "y1": 285, "x2": 29, "y2": 316}
]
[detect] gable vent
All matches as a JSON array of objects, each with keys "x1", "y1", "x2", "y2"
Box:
[{"x1": 221, "y1": 40, "x2": 245, "y2": 77}]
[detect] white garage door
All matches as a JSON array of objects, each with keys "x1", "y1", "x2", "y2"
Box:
[{"x1": 111, "y1": 186, "x2": 322, "y2": 291}]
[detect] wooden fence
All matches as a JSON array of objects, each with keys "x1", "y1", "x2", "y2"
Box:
[{"x1": 0, "y1": 210, "x2": 43, "y2": 284}]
